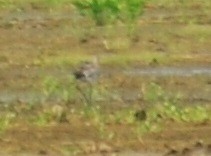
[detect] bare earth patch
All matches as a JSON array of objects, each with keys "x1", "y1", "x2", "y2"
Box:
[{"x1": 0, "y1": 1, "x2": 210, "y2": 155}]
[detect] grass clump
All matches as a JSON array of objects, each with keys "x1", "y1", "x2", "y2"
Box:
[
  {"x1": 43, "y1": 76, "x2": 77, "y2": 103},
  {"x1": 32, "y1": 104, "x2": 68, "y2": 126},
  {"x1": 162, "y1": 102, "x2": 209, "y2": 122},
  {"x1": 73, "y1": 0, "x2": 147, "y2": 42},
  {"x1": 73, "y1": 0, "x2": 121, "y2": 26},
  {"x1": 143, "y1": 82, "x2": 210, "y2": 123},
  {"x1": 80, "y1": 105, "x2": 114, "y2": 140},
  {"x1": 0, "y1": 112, "x2": 16, "y2": 133},
  {"x1": 33, "y1": 110, "x2": 52, "y2": 126},
  {"x1": 61, "y1": 145, "x2": 82, "y2": 156},
  {"x1": 73, "y1": 0, "x2": 146, "y2": 26},
  {"x1": 0, "y1": 0, "x2": 13, "y2": 8}
]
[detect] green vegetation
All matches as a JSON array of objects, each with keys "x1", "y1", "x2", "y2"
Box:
[
  {"x1": 0, "y1": 0, "x2": 210, "y2": 154},
  {"x1": 39, "y1": 52, "x2": 170, "y2": 68},
  {"x1": 29, "y1": 79, "x2": 210, "y2": 139},
  {"x1": 0, "y1": 79, "x2": 209, "y2": 143},
  {"x1": 33, "y1": 110, "x2": 53, "y2": 126},
  {"x1": 73, "y1": 0, "x2": 146, "y2": 26},
  {"x1": 0, "y1": 0, "x2": 12, "y2": 8},
  {"x1": 33, "y1": 104, "x2": 67, "y2": 126},
  {"x1": 61, "y1": 145, "x2": 82, "y2": 156},
  {"x1": 143, "y1": 83, "x2": 210, "y2": 122},
  {"x1": 72, "y1": 0, "x2": 147, "y2": 43},
  {"x1": 0, "y1": 112, "x2": 16, "y2": 133},
  {"x1": 43, "y1": 76, "x2": 77, "y2": 103}
]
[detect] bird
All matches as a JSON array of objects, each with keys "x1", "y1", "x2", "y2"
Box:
[
  {"x1": 73, "y1": 56, "x2": 99, "y2": 105},
  {"x1": 73, "y1": 56, "x2": 99, "y2": 83}
]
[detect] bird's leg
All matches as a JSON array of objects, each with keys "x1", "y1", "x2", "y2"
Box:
[
  {"x1": 75, "y1": 83, "x2": 89, "y2": 106},
  {"x1": 88, "y1": 82, "x2": 93, "y2": 106}
]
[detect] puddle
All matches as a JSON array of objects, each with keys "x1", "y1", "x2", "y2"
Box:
[{"x1": 124, "y1": 66, "x2": 211, "y2": 77}]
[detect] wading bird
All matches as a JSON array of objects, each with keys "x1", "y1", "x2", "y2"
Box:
[
  {"x1": 73, "y1": 56, "x2": 99, "y2": 83},
  {"x1": 73, "y1": 56, "x2": 99, "y2": 105}
]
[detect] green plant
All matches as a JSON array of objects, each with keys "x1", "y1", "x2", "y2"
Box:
[
  {"x1": 113, "y1": 108, "x2": 135, "y2": 124},
  {"x1": 61, "y1": 77, "x2": 77, "y2": 103},
  {"x1": 121, "y1": 0, "x2": 146, "y2": 23},
  {"x1": 143, "y1": 82, "x2": 165, "y2": 104},
  {"x1": 142, "y1": 83, "x2": 210, "y2": 124},
  {"x1": 162, "y1": 102, "x2": 209, "y2": 122},
  {"x1": 42, "y1": 75, "x2": 102, "y2": 106},
  {"x1": 73, "y1": 0, "x2": 146, "y2": 26},
  {"x1": 42, "y1": 76, "x2": 77, "y2": 103},
  {"x1": 43, "y1": 76, "x2": 60, "y2": 97},
  {"x1": 0, "y1": 112, "x2": 16, "y2": 132},
  {"x1": 33, "y1": 111, "x2": 52, "y2": 126},
  {"x1": 73, "y1": 0, "x2": 120, "y2": 26},
  {"x1": 0, "y1": 0, "x2": 13, "y2": 8},
  {"x1": 80, "y1": 105, "x2": 115, "y2": 140},
  {"x1": 61, "y1": 145, "x2": 82, "y2": 156},
  {"x1": 135, "y1": 120, "x2": 157, "y2": 135},
  {"x1": 184, "y1": 106, "x2": 209, "y2": 122},
  {"x1": 33, "y1": 105, "x2": 68, "y2": 126}
]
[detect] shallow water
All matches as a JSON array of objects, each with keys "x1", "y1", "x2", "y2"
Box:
[
  {"x1": 0, "y1": 66, "x2": 210, "y2": 105},
  {"x1": 124, "y1": 66, "x2": 211, "y2": 77}
]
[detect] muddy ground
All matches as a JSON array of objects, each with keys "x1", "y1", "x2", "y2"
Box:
[{"x1": 0, "y1": 1, "x2": 211, "y2": 156}]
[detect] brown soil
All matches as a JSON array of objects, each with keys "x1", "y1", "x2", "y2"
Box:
[
  {"x1": 0, "y1": 121, "x2": 210, "y2": 156},
  {"x1": 0, "y1": 2, "x2": 210, "y2": 156}
]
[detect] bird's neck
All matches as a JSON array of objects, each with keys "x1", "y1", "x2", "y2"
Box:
[{"x1": 93, "y1": 57, "x2": 99, "y2": 67}]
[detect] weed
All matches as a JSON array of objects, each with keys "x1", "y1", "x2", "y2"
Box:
[
  {"x1": 135, "y1": 120, "x2": 159, "y2": 136},
  {"x1": 33, "y1": 104, "x2": 67, "y2": 126},
  {"x1": 43, "y1": 76, "x2": 60, "y2": 98},
  {"x1": 81, "y1": 105, "x2": 100, "y2": 119},
  {"x1": 73, "y1": 0, "x2": 121, "y2": 26},
  {"x1": 80, "y1": 105, "x2": 115, "y2": 140},
  {"x1": 162, "y1": 103, "x2": 209, "y2": 122},
  {"x1": 122, "y1": 0, "x2": 146, "y2": 23},
  {"x1": 73, "y1": 0, "x2": 147, "y2": 43},
  {"x1": 61, "y1": 145, "x2": 82, "y2": 156},
  {"x1": 73, "y1": 0, "x2": 146, "y2": 26},
  {"x1": 0, "y1": 112, "x2": 16, "y2": 132},
  {"x1": 42, "y1": 76, "x2": 77, "y2": 103},
  {"x1": 113, "y1": 108, "x2": 135, "y2": 124},
  {"x1": 33, "y1": 111, "x2": 52, "y2": 126},
  {"x1": 42, "y1": 73, "x2": 104, "y2": 106},
  {"x1": 143, "y1": 83, "x2": 210, "y2": 123},
  {"x1": 0, "y1": 0, "x2": 13, "y2": 8},
  {"x1": 143, "y1": 82, "x2": 165, "y2": 104}
]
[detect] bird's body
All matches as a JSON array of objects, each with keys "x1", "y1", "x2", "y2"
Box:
[
  {"x1": 73, "y1": 56, "x2": 99, "y2": 105},
  {"x1": 73, "y1": 56, "x2": 99, "y2": 83}
]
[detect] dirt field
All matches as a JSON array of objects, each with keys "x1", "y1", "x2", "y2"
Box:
[{"x1": 0, "y1": 1, "x2": 210, "y2": 155}]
